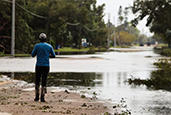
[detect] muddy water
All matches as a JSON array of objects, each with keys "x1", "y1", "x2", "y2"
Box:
[{"x1": 0, "y1": 47, "x2": 170, "y2": 115}]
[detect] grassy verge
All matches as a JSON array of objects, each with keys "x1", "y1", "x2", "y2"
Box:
[
  {"x1": 0, "y1": 47, "x2": 108, "y2": 57},
  {"x1": 0, "y1": 54, "x2": 31, "y2": 57},
  {"x1": 55, "y1": 47, "x2": 89, "y2": 52},
  {"x1": 154, "y1": 46, "x2": 171, "y2": 56},
  {"x1": 110, "y1": 45, "x2": 131, "y2": 48},
  {"x1": 54, "y1": 47, "x2": 107, "y2": 52},
  {"x1": 157, "y1": 43, "x2": 168, "y2": 47}
]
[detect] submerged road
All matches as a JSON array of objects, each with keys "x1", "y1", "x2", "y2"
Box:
[{"x1": 0, "y1": 47, "x2": 160, "y2": 73}]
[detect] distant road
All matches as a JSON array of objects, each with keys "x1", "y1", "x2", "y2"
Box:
[{"x1": 110, "y1": 46, "x2": 155, "y2": 52}]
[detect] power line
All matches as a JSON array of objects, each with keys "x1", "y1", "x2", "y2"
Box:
[
  {"x1": 15, "y1": 2, "x2": 46, "y2": 19},
  {"x1": 67, "y1": 22, "x2": 80, "y2": 26},
  {"x1": 2, "y1": 0, "x2": 46, "y2": 57},
  {"x1": 2, "y1": 0, "x2": 46, "y2": 19},
  {"x1": 67, "y1": 22, "x2": 99, "y2": 31},
  {"x1": 3, "y1": 0, "x2": 99, "y2": 30},
  {"x1": 84, "y1": 26, "x2": 99, "y2": 32},
  {"x1": 2, "y1": 0, "x2": 12, "y2": 3}
]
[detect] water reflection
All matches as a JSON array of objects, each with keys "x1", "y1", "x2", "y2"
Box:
[
  {"x1": 0, "y1": 71, "x2": 131, "y2": 92},
  {"x1": 0, "y1": 72, "x2": 103, "y2": 87}
]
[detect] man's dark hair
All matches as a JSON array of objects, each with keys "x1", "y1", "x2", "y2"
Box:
[{"x1": 39, "y1": 39, "x2": 46, "y2": 42}]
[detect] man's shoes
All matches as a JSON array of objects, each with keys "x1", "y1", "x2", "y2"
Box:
[
  {"x1": 41, "y1": 87, "x2": 46, "y2": 102},
  {"x1": 34, "y1": 85, "x2": 39, "y2": 101},
  {"x1": 34, "y1": 94, "x2": 39, "y2": 101}
]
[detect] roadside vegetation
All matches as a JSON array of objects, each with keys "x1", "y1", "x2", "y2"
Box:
[
  {"x1": 56, "y1": 46, "x2": 107, "y2": 52},
  {"x1": 154, "y1": 46, "x2": 171, "y2": 56},
  {"x1": 128, "y1": 58, "x2": 171, "y2": 91},
  {"x1": 129, "y1": 47, "x2": 171, "y2": 91}
]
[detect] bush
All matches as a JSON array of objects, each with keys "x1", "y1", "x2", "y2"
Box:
[
  {"x1": 88, "y1": 46, "x2": 95, "y2": 53},
  {"x1": 162, "y1": 49, "x2": 171, "y2": 56},
  {"x1": 0, "y1": 51, "x2": 4, "y2": 57},
  {"x1": 128, "y1": 58, "x2": 171, "y2": 91},
  {"x1": 154, "y1": 47, "x2": 171, "y2": 56},
  {"x1": 120, "y1": 45, "x2": 131, "y2": 48}
]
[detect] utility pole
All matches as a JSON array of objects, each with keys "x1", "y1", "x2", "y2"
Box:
[
  {"x1": 107, "y1": 13, "x2": 110, "y2": 51},
  {"x1": 113, "y1": 16, "x2": 116, "y2": 47},
  {"x1": 11, "y1": 0, "x2": 15, "y2": 57}
]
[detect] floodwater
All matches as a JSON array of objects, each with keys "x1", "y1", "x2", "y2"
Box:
[{"x1": 0, "y1": 47, "x2": 170, "y2": 115}]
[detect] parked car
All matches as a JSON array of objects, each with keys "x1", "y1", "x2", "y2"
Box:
[
  {"x1": 147, "y1": 42, "x2": 151, "y2": 46},
  {"x1": 139, "y1": 43, "x2": 144, "y2": 46}
]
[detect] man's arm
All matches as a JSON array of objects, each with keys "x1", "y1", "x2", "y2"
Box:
[{"x1": 50, "y1": 46, "x2": 56, "y2": 58}]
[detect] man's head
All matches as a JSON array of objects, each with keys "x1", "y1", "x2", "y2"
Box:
[{"x1": 39, "y1": 33, "x2": 47, "y2": 42}]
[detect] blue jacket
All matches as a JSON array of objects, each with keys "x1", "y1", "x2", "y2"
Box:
[{"x1": 31, "y1": 42, "x2": 56, "y2": 66}]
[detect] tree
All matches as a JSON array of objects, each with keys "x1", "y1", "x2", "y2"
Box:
[
  {"x1": 15, "y1": 0, "x2": 34, "y2": 53},
  {"x1": 118, "y1": 6, "x2": 124, "y2": 25},
  {"x1": 123, "y1": 7, "x2": 129, "y2": 32},
  {"x1": 153, "y1": 33, "x2": 164, "y2": 44},
  {"x1": 131, "y1": 0, "x2": 171, "y2": 46},
  {"x1": 66, "y1": 1, "x2": 106, "y2": 49},
  {"x1": 0, "y1": 0, "x2": 34, "y2": 53},
  {"x1": 110, "y1": 31, "x2": 137, "y2": 46},
  {"x1": 0, "y1": 0, "x2": 107, "y2": 53},
  {"x1": 139, "y1": 34, "x2": 148, "y2": 44},
  {"x1": 0, "y1": 1, "x2": 12, "y2": 53}
]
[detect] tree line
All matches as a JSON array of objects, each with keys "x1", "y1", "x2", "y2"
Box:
[
  {"x1": 0, "y1": 0, "x2": 109, "y2": 53},
  {"x1": 0, "y1": 0, "x2": 151, "y2": 54}
]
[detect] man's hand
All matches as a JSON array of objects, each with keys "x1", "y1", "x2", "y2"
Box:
[{"x1": 49, "y1": 54, "x2": 55, "y2": 58}]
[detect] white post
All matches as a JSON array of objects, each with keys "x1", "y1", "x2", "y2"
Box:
[
  {"x1": 107, "y1": 13, "x2": 110, "y2": 51},
  {"x1": 114, "y1": 30, "x2": 116, "y2": 47},
  {"x1": 113, "y1": 16, "x2": 116, "y2": 47},
  {"x1": 11, "y1": 0, "x2": 15, "y2": 57}
]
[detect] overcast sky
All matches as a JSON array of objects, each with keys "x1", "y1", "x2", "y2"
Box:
[{"x1": 96, "y1": 0, "x2": 152, "y2": 36}]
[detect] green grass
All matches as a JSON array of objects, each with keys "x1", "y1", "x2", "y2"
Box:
[
  {"x1": 54, "y1": 47, "x2": 107, "y2": 52},
  {"x1": 15, "y1": 54, "x2": 31, "y2": 57},
  {"x1": 1, "y1": 54, "x2": 31, "y2": 57},
  {"x1": 110, "y1": 45, "x2": 131, "y2": 48},
  {"x1": 55, "y1": 47, "x2": 89, "y2": 52},
  {"x1": 157, "y1": 43, "x2": 168, "y2": 47}
]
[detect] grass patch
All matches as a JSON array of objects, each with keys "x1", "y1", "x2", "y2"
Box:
[
  {"x1": 15, "y1": 54, "x2": 31, "y2": 57},
  {"x1": 2, "y1": 54, "x2": 31, "y2": 57},
  {"x1": 157, "y1": 44, "x2": 168, "y2": 47},
  {"x1": 110, "y1": 45, "x2": 131, "y2": 48},
  {"x1": 55, "y1": 47, "x2": 107, "y2": 52},
  {"x1": 55, "y1": 47, "x2": 89, "y2": 52}
]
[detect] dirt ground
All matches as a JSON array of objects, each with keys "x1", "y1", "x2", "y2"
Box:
[{"x1": 0, "y1": 81, "x2": 122, "y2": 115}]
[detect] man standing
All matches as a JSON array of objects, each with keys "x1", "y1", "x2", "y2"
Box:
[{"x1": 31, "y1": 33, "x2": 56, "y2": 102}]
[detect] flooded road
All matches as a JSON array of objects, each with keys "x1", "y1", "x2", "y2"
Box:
[{"x1": 0, "y1": 47, "x2": 170, "y2": 115}]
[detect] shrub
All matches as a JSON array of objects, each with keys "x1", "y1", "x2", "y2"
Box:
[
  {"x1": 128, "y1": 58, "x2": 171, "y2": 91},
  {"x1": 162, "y1": 49, "x2": 171, "y2": 56},
  {"x1": 0, "y1": 51, "x2": 4, "y2": 57},
  {"x1": 88, "y1": 46, "x2": 95, "y2": 53}
]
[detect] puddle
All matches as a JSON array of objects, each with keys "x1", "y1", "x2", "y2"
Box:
[{"x1": 0, "y1": 72, "x2": 102, "y2": 87}]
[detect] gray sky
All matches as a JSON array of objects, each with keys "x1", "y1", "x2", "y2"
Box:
[{"x1": 96, "y1": 0, "x2": 152, "y2": 36}]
